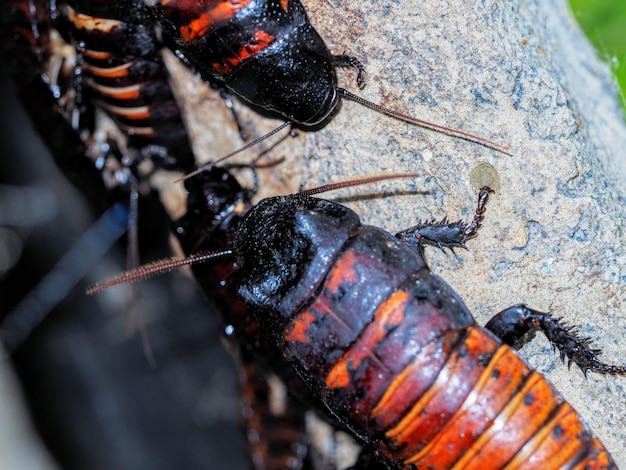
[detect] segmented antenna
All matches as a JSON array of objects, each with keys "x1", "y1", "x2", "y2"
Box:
[
  {"x1": 338, "y1": 88, "x2": 511, "y2": 156},
  {"x1": 86, "y1": 250, "x2": 233, "y2": 295},
  {"x1": 180, "y1": 121, "x2": 292, "y2": 181},
  {"x1": 298, "y1": 173, "x2": 420, "y2": 197},
  {"x1": 180, "y1": 87, "x2": 510, "y2": 182}
]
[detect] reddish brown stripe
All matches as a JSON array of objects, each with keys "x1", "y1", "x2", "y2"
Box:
[
  {"x1": 84, "y1": 62, "x2": 132, "y2": 79},
  {"x1": 384, "y1": 327, "x2": 499, "y2": 461},
  {"x1": 97, "y1": 102, "x2": 151, "y2": 120},
  {"x1": 506, "y1": 404, "x2": 590, "y2": 469},
  {"x1": 324, "y1": 250, "x2": 358, "y2": 293},
  {"x1": 85, "y1": 79, "x2": 141, "y2": 100},
  {"x1": 284, "y1": 310, "x2": 319, "y2": 345},
  {"x1": 406, "y1": 344, "x2": 532, "y2": 468},
  {"x1": 65, "y1": 5, "x2": 122, "y2": 33},
  {"x1": 569, "y1": 439, "x2": 616, "y2": 470},
  {"x1": 83, "y1": 49, "x2": 112, "y2": 60},
  {"x1": 370, "y1": 332, "x2": 457, "y2": 431},
  {"x1": 454, "y1": 371, "x2": 563, "y2": 469}
]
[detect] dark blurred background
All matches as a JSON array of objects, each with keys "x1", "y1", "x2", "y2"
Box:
[{"x1": 0, "y1": 56, "x2": 247, "y2": 469}]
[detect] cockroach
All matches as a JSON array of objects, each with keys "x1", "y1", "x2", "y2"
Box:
[
  {"x1": 91, "y1": 176, "x2": 626, "y2": 469},
  {"x1": 149, "y1": 0, "x2": 511, "y2": 157},
  {"x1": 233, "y1": 183, "x2": 626, "y2": 468},
  {"x1": 149, "y1": 0, "x2": 353, "y2": 126}
]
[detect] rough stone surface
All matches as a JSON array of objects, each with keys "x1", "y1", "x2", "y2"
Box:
[{"x1": 168, "y1": 0, "x2": 626, "y2": 464}]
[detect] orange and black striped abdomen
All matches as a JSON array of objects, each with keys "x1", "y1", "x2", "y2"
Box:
[
  {"x1": 64, "y1": 0, "x2": 194, "y2": 169},
  {"x1": 1, "y1": 0, "x2": 109, "y2": 207},
  {"x1": 282, "y1": 231, "x2": 616, "y2": 469},
  {"x1": 234, "y1": 195, "x2": 618, "y2": 469}
]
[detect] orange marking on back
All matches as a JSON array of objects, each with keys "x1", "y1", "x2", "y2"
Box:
[
  {"x1": 371, "y1": 356, "x2": 420, "y2": 420},
  {"x1": 86, "y1": 80, "x2": 142, "y2": 100},
  {"x1": 568, "y1": 439, "x2": 615, "y2": 470},
  {"x1": 98, "y1": 102, "x2": 151, "y2": 120},
  {"x1": 84, "y1": 62, "x2": 132, "y2": 79},
  {"x1": 325, "y1": 290, "x2": 409, "y2": 389},
  {"x1": 211, "y1": 30, "x2": 274, "y2": 74},
  {"x1": 403, "y1": 344, "x2": 528, "y2": 467},
  {"x1": 505, "y1": 404, "x2": 583, "y2": 469},
  {"x1": 65, "y1": 5, "x2": 122, "y2": 33},
  {"x1": 285, "y1": 310, "x2": 318, "y2": 344},
  {"x1": 83, "y1": 49, "x2": 113, "y2": 60},
  {"x1": 179, "y1": 0, "x2": 253, "y2": 42},
  {"x1": 279, "y1": 0, "x2": 289, "y2": 11},
  {"x1": 325, "y1": 251, "x2": 359, "y2": 293},
  {"x1": 453, "y1": 372, "x2": 561, "y2": 470}
]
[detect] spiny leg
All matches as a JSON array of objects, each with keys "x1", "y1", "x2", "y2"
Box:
[
  {"x1": 332, "y1": 54, "x2": 366, "y2": 88},
  {"x1": 396, "y1": 186, "x2": 493, "y2": 257},
  {"x1": 485, "y1": 304, "x2": 626, "y2": 376}
]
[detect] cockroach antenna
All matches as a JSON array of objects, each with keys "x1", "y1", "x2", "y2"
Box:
[
  {"x1": 86, "y1": 250, "x2": 233, "y2": 295},
  {"x1": 180, "y1": 121, "x2": 293, "y2": 181},
  {"x1": 298, "y1": 173, "x2": 420, "y2": 197},
  {"x1": 180, "y1": 87, "x2": 509, "y2": 181},
  {"x1": 337, "y1": 88, "x2": 511, "y2": 156}
]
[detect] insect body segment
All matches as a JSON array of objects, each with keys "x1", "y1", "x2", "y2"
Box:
[{"x1": 89, "y1": 179, "x2": 624, "y2": 467}]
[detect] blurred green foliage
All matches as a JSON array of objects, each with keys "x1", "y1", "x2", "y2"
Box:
[{"x1": 569, "y1": 0, "x2": 626, "y2": 110}]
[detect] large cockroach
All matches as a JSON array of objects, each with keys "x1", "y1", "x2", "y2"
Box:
[
  {"x1": 149, "y1": 0, "x2": 352, "y2": 126},
  {"x1": 92, "y1": 177, "x2": 626, "y2": 468}
]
